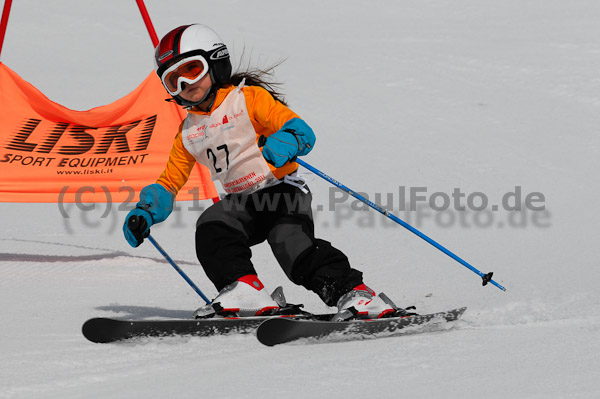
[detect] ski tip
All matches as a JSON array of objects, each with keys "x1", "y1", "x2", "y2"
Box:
[
  {"x1": 82, "y1": 318, "x2": 106, "y2": 343},
  {"x1": 256, "y1": 318, "x2": 297, "y2": 347},
  {"x1": 82, "y1": 317, "x2": 123, "y2": 344}
]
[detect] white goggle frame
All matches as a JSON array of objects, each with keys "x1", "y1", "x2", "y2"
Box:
[{"x1": 160, "y1": 55, "x2": 209, "y2": 96}]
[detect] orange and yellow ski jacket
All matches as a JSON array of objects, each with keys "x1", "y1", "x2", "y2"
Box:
[{"x1": 156, "y1": 85, "x2": 301, "y2": 194}]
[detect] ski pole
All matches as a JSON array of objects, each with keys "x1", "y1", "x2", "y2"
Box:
[
  {"x1": 146, "y1": 235, "x2": 211, "y2": 304},
  {"x1": 129, "y1": 216, "x2": 211, "y2": 303},
  {"x1": 296, "y1": 158, "x2": 506, "y2": 292}
]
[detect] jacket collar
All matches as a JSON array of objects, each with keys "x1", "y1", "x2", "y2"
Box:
[{"x1": 187, "y1": 85, "x2": 236, "y2": 115}]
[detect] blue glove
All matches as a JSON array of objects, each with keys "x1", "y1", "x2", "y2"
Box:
[
  {"x1": 261, "y1": 118, "x2": 316, "y2": 168},
  {"x1": 123, "y1": 184, "x2": 175, "y2": 247},
  {"x1": 123, "y1": 208, "x2": 152, "y2": 247}
]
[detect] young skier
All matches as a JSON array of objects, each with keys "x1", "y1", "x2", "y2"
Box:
[{"x1": 123, "y1": 24, "x2": 401, "y2": 321}]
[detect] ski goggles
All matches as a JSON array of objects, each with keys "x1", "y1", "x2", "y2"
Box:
[{"x1": 160, "y1": 55, "x2": 209, "y2": 96}]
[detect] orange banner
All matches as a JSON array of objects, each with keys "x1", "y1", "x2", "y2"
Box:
[{"x1": 0, "y1": 62, "x2": 217, "y2": 203}]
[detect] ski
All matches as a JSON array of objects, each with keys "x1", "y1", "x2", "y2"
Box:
[
  {"x1": 82, "y1": 313, "x2": 333, "y2": 343},
  {"x1": 82, "y1": 317, "x2": 257, "y2": 343},
  {"x1": 256, "y1": 307, "x2": 467, "y2": 346},
  {"x1": 83, "y1": 308, "x2": 466, "y2": 344}
]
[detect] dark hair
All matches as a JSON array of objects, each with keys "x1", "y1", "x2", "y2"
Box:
[{"x1": 222, "y1": 61, "x2": 288, "y2": 106}]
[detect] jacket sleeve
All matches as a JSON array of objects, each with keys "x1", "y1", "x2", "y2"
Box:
[
  {"x1": 155, "y1": 126, "x2": 197, "y2": 195},
  {"x1": 244, "y1": 86, "x2": 301, "y2": 135}
]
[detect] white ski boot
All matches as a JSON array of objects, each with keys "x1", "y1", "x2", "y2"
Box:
[
  {"x1": 193, "y1": 275, "x2": 282, "y2": 318},
  {"x1": 332, "y1": 284, "x2": 399, "y2": 321}
]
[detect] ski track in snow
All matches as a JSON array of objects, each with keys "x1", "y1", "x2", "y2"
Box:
[{"x1": 2, "y1": 0, "x2": 600, "y2": 398}]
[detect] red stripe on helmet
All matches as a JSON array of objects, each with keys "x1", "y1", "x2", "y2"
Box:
[{"x1": 156, "y1": 25, "x2": 191, "y2": 66}]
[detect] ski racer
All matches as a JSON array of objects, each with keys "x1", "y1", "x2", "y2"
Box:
[{"x1": 122, "y1": 24, "x2": 401, "y2": 321}]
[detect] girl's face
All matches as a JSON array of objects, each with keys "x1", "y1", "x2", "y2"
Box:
[{"x1": 178, "y1": 73, "x2": 212, "y2": 103}]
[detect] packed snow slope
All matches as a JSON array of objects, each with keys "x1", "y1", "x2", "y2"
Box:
[{"x1": 1, "y1": 1, "x2": 599, "y2": 398}]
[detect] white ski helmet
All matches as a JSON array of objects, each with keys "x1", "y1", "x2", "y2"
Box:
[{"x1": 155, "y1": 24, "x2": 232, "y2": 107}]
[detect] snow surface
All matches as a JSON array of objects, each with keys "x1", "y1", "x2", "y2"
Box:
[{"x1": 1, "y1": 0, "x2": 600, "y2": 398}]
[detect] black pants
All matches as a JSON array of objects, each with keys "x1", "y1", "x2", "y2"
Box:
[{"x1": 195, "y1": 182, "x2": 363, "y2": 306}]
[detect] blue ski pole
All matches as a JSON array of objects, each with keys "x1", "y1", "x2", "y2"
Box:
[
  {"x1": 296, "y1": 158, "x2": 506, "y2": 292},
  {"x1": 129, "y1": 215, "x2": 211, "y2": 303},
  {"x1": 146, "y1": 235, "x2": 211, "y2": 304}
]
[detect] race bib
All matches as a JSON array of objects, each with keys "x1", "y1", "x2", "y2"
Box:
[{"x1": 181, "y1": 83, "x2": 277, "y2": 194}]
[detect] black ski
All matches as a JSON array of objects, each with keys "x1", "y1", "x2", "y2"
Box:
[
  {"x1": 82, "y1": 313, "x2": 333, "y2": 343},
  {"x1": 83, "y1": 308, "x2": 466, "y2": 344},
  {"x1": 256, "y1": 307, "x2": 467, "y2": 346},
  {"x1": 82, "y1": 317, "x2": 262, "y2": 343}
]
